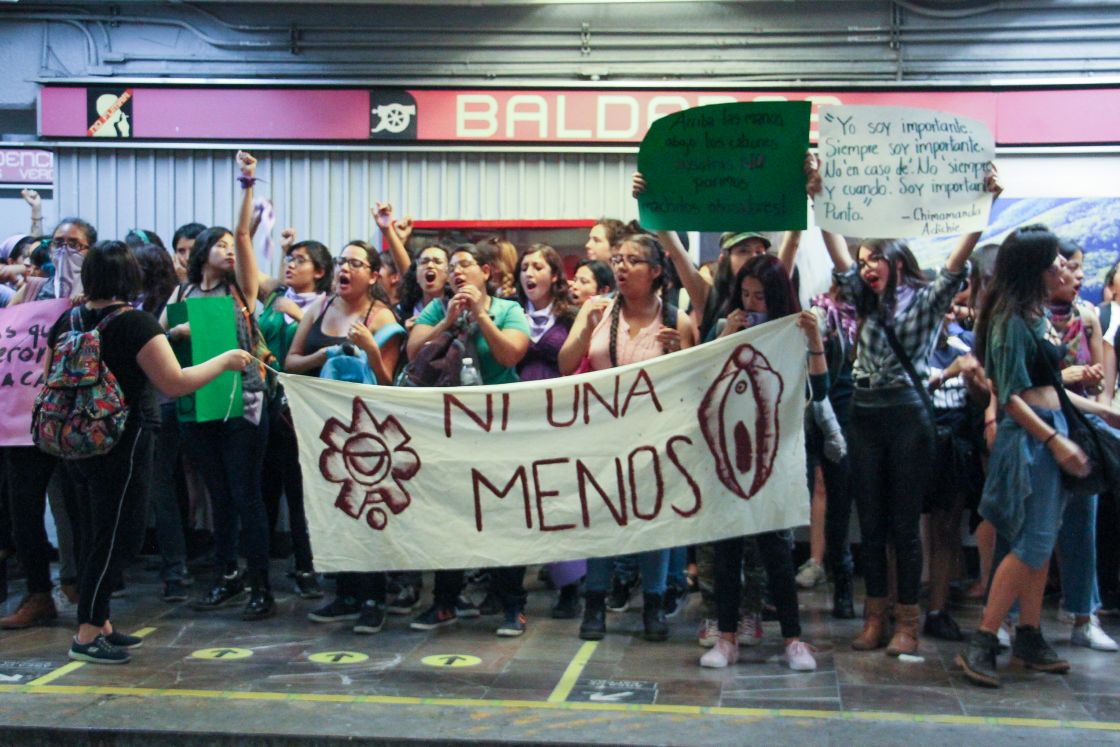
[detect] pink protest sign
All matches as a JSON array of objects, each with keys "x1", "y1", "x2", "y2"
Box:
[{"x1": 0, "y1": 299, "x2": 70, "y2": 447}]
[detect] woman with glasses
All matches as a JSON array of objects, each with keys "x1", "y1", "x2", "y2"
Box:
[
  {"x1": 285, "y1": 239, "x2": 403, "y2": 635},
  {"x1": 407, "y1": 241, "x2": 531, "y2": 636},
  {"x1": 160, "y1": 151, "x2": 275, "y2": 622},
  {"x1": 256, "y1": 239, "x2": 333, "y2": 600},
  {"x1": 398, "y1": 243, "x2": 452, "y2": 330},
  {"x1": 559, "y1": 229, "x2": 698, "y2": 642}
]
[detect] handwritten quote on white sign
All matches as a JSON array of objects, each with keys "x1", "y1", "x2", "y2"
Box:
[{"x1": 814, "y1": 105, "x2": 995, "y2": 238}]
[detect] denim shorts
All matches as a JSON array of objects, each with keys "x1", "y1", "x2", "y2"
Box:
[{"x1": 981, "y1": 406, "x2": 1068, "y2": 570}]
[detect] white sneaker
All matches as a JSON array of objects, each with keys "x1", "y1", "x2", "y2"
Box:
[
  {"x1": 737, "y1": 613, "x2": 764, "y2": 646},
  {"x1": 784, "y1": 640, "x2": 817, "y2": 671},
  {"x1": 698, "y1": 618, "x2": 719, "y2": 648},
  {"x1": 1072, "y1": 616, "x2": 1119, "y2": 652},
  {"x1": 700, "y1": 637, "x2": 739, "y2": 668},
  {"x1": 795, "y1": 559, "x2": 826, "y2": 589},
  {"x1": 997, "y1": 621, "x2": 1013, "y2": 650}
]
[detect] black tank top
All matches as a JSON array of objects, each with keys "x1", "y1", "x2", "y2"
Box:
[{"x1": 301, "y1": 295, "x2": 373, "y2": 378}]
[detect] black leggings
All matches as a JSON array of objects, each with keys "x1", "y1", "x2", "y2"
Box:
[
  {"x1": 67, "y1": 425, "x2": 153, "y2": 627},
  {"x1": 714, "y1": 531, "x2": 801, "y2": 639},
  {"x1": 262, "y1": 396, "x2": 314, "y2": 572},
  {"x1": 434, "y1": 567, "x2": 527, "y2": 612},
  {"x1": 848, "y1": 387, "x2": 933, "y2": 606}
]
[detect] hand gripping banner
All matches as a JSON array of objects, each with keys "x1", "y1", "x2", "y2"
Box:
[{"x1": 279, "y1": 315, "x2": 809, "y2": 572}]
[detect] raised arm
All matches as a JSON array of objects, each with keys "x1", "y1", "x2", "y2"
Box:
[
  {"x1": 373, "y1": 202, "x2": 413, "y2": 275},
  {"x1": 233, "y1": 150, "x2": 261, "y2": 302},
  {"x1": 945, "y1": 164, "x2": 1002, "y2": 274},
  {"x1": 558, "y1": 298, "x2": 609, "y2": 375},
  {"x1": 22, "y1": 189, "x2": 43, "y2": 238},
  {"x1": 777, "y1": 230, "x2": 802, "y2": 278},
  {"x1": 804, "y1": 152, "x2": 853, "y2": 273}
]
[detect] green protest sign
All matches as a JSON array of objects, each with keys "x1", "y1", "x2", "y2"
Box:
[
  {"x1": 637, "y1": 101, "x2": 810, "y2": 232},
  {"x1": 167, "y1": 296, "x2": 243, "y2": 423}
]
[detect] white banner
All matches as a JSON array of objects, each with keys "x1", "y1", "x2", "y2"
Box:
[
  {"x1": 280, "y1": 315, "x2": 809, "y2": 572},
  {"x1": 814, "y1": 105, "x2": 995, "y2": 238}
]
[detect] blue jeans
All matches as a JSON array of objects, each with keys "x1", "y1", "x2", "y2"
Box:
[
  {"x1": 587, "y1": 550, "x2": 668, "y2": 595},
  {"x1": 1058, "y1": 494, "x2": 1101, "y2": 616},
  {"x1": 667, "y1": 546, "x2": 688, "y2": 590},
  {"x1": 181, "y1": 409, "x2": 270, "y2": 574}
]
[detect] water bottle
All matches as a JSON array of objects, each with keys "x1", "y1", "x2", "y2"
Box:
[{"x1": 459, "y1": 357, "x2": 483, "y2": 386}]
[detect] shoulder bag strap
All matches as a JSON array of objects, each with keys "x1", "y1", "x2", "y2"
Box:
[{"x1": 882, "y1": 322, "x2": 938, "y2": 425}]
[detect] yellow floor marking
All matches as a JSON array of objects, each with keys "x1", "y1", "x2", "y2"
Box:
[{"x1": 546, "y1": 641, "x2": 598, "y2": 703}]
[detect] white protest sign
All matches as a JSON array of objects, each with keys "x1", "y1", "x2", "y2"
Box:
[
  {"x1": 814, "y1": 105, "x2": 995, "y2": 238},
  {"x1": 280, "y1": 316, "x2": 809, "y2": 572}
]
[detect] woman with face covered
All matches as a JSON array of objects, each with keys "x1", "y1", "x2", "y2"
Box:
[
  {"x1": 559, "y1": 229, "x2": 697, "y2": 643},
  {"x1": 806, "y1": 153, "x2": 1002, "y2": 657}
]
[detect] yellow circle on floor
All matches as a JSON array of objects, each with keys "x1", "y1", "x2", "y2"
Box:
[
  {"x1": 309, "y1": 651, "x2": 369, "y2": 664},
  {"x1": 421, "y1": 654, "x2": 481, "y2": 668},
  {"x1": 191, "y1": 647, "x2": 253, "y2": 660}
]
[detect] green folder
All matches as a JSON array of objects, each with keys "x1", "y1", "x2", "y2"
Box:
[{"x1": 167, "y1": 296, "x2": 244, "y2": 422}]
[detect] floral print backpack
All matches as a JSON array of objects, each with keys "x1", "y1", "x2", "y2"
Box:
[{"x1": 32, "y1": 306, "x2": 132, "y2": 459}]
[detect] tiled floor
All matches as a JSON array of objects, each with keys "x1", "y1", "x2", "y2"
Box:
[{"x1": 1, "y1": 565, "x2": 1119, "y2": 744}]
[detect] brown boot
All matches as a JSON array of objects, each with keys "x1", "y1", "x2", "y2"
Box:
[
  {"x1": 0, "y1": 592, "x2": 58, "y2": 629},
  {"x1": 886, "y1": 603, "x2": 921, "y2": 656},
  {"x1": 852, "y1": 597, "x2": 891, "y2": 650}
]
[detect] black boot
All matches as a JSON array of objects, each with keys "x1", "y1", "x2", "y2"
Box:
[
  {"x1": 642, "y1": 592, "x2": 669, "y2": 642},
  {"x1": 552, "y1": 583, "x2": 582, "y2": 620},
  {"x1": 956, "y1": 629, "x2": 1001, "y2": 688},
  {"x1": 579, "y1": 591, "x2": 606, "y2": 640},
  {"x1": 831, "y1": 570, "x2": 856, "y2": 620},
  {"x1": 242, "y1": 570, "x2": 276, "y2": 621},
  {"x1": 192, "y1": 567, "x2": 245, "y2": 610},
  {"x1": 1012, "y1": 625, "x2": 1070, "y2": 673}
]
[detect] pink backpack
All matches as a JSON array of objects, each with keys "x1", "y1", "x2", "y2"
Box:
[{"x1": 32, "y1": 306, "x2": 132, "y2": 459}]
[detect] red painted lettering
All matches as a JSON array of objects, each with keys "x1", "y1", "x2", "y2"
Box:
[
  {"x1": 546, "y1": 385, "x2": 579, "y2": 428},
  {"x1": 471, "y1": 466, "x2": 529, "y2": 531},
  {"x1": 627, "y1": 446, "x2": 664, "y2": 520},
  {"x1": 582, "y1": 376, "x2": 619, "y2": 424},
  {"x1": 667, "y1": 435, "x2": 702, "y2": 518},
  {"x1": 444, "y1": 393, "x2": 494, "y2": 438},
  {"x1": 576, "y1": 458, "x2": 628, "y2": 527},
  {"x1": 532, "y1": 458, "x2": 575, "y2": 532},
  {"x1": 621, "y1": 368, "x2": 663, "y2": 416}
]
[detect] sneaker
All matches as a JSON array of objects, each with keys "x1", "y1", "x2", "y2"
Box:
[
  {"x1": 957, "y1": 630, "x2": 1001, "y2": 688},
  {"x1": 551, "y1": 584, "x2": 581, "y2": 620},
  {"x1": 104, "y1": 630, "x2": 143, "y2": 649},
  {"x1": 606, "y1": 576, "x2": 635, "y2": 613},
  {"x1": 1071, "y1": 617, "x2": 1119, "y2": 652},
  {"x1": 478, "y1": 590, "x2": 502, "y2": 617},
  {"x1": 699, "y1": 637, "x2": 739, "y2": 668},
  {"x1": 454, "y1": 593, "x2": 481, "y2": 618},
  {"x1": 410, "y1": 604, "x2": 458, "y2": 631},
  {"x1": 784, "y1": 640, "x2": 818, "y2": 671},
  {"x1": 997, "y1": 621, "x2": 1013, "y2": 650},
  {"x1": 354, "y1": 601, "x2": 386, "y2": 634},
  {"x1": 496, "y1": 609, "x2": 527, "y2": 637},
  {"x1": 795, "y1": 559, "x2": 826, "y2": 589},
  {"x1": 69, "y1": 635, "x2": 130, "y2": 665},
  {"x1": 663, "y1": 585, "x2": 684, "y2": 618},
  {"x1": 1011, "y1": 625, "x2": 1070, "y2": 673},
  {"x1": 307, "y1": 596, "x2": 362, "y2": 623},
  {"x1": 737, "y1": 613, "x2": 764, "y2": 647},
  {"x1": 162, "y1": 579, "x2": 188, "y2": 603},
  {"x1": 698, "y1": 618, "x2": 720, "y2": 648},
  {"x1": 191, "y1": 572, "x2": 246, "y2": 611},
  {"x1": 295, "y1": 572, "x2": 324, "y2": 600},
  {"x1": 387, "y1": 585, "x2": 421, "y2": 615},
  {"x1": 52, "y1": 586, "x2": 77, "y2": 613},
  {"x1": 0, "y1": 592, "x2": 58, "y2": 629},
  {"x1": 923, "y1": 610, "x2": 964, "y2": 641}
]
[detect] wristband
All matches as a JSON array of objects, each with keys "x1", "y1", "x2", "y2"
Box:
[
  {"x1": 809, "y1": 351, "x2": 825, "y2": 356},
  {"x1": 1043, "y1": 431, "x2": 1059, "y2": 446},
  {"x1": 237, "y1": 176, "x2": 258, "y2": 189}
]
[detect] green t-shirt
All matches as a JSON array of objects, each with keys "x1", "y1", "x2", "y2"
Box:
[
  {"x1": 988, "y1": 314, "x2": 1048, "y2": 406},
  {"x1": 415, "y1": 297, "x2": 530, "y2": 385}
]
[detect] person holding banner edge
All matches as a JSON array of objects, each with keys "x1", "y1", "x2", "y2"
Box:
[
  {"x1": 805, "y1": 152, "x2": 1002, "y2": 657},
  {"x1": 161, "y1": 150, "x2": 276, "y2": 622},
  {"x1": 558, "y1": 228, "x2": 698, "y2": 642},
  {"x1": 51, "y1": 240, "x2": 252, "y2": 664}
]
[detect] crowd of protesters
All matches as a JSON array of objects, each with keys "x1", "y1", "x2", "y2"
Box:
[{"x1": 0, "y1": 151, "x2": 1117, "y2": 689}]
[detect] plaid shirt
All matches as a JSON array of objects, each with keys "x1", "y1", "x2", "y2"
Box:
[{"x1": 834, "y1": 264, "x2": 967, "y2": 388}]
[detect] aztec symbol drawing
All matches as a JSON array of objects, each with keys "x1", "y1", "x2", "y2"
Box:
[
  {"x1": 370, "y1": 104, "x2": 417, "y2": 134},
  {"x1": 319, "y1": 398, "x2": 421, "y2": 530},
  {"x1": 697, "y1": 344, "x2": 784, "y2": 500}
]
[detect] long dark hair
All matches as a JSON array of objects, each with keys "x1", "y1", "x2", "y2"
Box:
[
  {"x1": 398, "y1": 242, "x2": 452, "y2": 317},
  {"x1": 974, "y1": 224, "x2": 1059, "y2": 365},
  {"x1": 854, "y1": 239, "x2": 928, "y2": 319},
  {"x1": 724, "y1": 254, "x2": 801, "y2": 320},
  {"x1": 575, "y1": 258, "x2": 616, "y2": 296},
  {"x1": 517, "y1": 243, "x2": 574, "y2": 323},
  {"x1": 132, "y1": 243, "x2": 177, "y2": 314},
  {"x1": 341, "y1": 240, "x2": 393, "y2": 311},
  {"x1": 186, "y1": 226, "x2": 233, "y2": 286},
  {"x1": 288, "y1": 240, "x2": 332, "y2": 294}
]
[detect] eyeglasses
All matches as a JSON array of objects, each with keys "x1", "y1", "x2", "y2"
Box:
[
  {"x1": 449, "y1": 259, "x2": 478, "y2": 271},
  {"x1": 286, "y1": 255, "x2": 311, "y2": 267},
  {"x1": 333, "y1": 257, "x2": 371, "y2": 271},
  {"x1": 610, "y1": 255, "x2": 651, "y2": 268},
  {"x1": 417, "y1": 256, "x2": 446, "y2": 268},
  {"x1": 50, "y1": 237, "x2": 89, "y2": 252}
]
